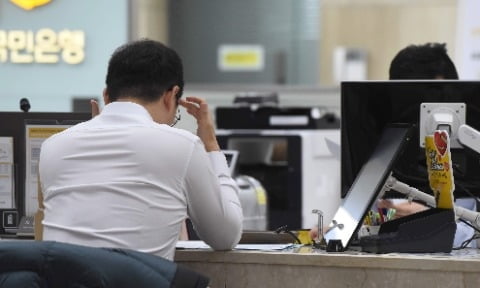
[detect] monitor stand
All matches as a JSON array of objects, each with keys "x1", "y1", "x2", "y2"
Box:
[
  {"x1": 359, "y1": 207, "x2": 456, "y2": 253},
  {"x1": 324, "y1": 125, "x2": 412, "y2": 252},
  {"x1": 324, "y1": 125, "x2": 456, "y2": 253}
]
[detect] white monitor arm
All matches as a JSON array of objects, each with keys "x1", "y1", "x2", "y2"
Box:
[
  {"x1": 383, "y1": 175, "x2": 480, "y2": 230},
  {"x1": 458, "y1": 124, "x2": 480, "y2": 154}
]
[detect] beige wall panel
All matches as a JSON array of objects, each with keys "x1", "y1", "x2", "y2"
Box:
[
  {"x1": 395, "y1": 5, "x2": 457, "y2": 56},
  {"x1": 131, "y1": 0, "x2": 168, "y2": 43},
  {"x1": 320, "y1": 1, "x2": 457, "y2": 85}
]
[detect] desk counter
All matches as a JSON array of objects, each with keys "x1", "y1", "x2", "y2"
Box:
[{"x1": 175, "y1": 247, "x2": 480, "y2": 288}]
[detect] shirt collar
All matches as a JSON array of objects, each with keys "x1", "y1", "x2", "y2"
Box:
[{"x1": 101, "y1": 101, "x2": 154, "y2": 124}]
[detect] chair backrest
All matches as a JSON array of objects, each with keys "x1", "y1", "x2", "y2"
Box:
[{"x1": 0, "y1": 241, "x2": 209, "y2": 288}]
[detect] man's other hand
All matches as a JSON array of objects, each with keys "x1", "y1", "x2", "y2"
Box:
[{"x1": 91, "y1": 99, "x2": 100, "y2": 118}]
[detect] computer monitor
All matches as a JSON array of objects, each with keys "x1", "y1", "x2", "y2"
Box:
[
  {"x1": 341, "y1": 80, "x2": 480, "y2": 200},
  {"x1": 324, "y1": 80, "x2": 480, "y2": 251},
  {"x1": 0, "y1": 112, "x2": 90, "y2": 218},
  {"x1": 222, "y1": 149, "x2": 239, "y2": 175}
]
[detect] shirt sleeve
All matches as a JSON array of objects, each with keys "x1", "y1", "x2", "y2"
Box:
[
  {"x1": 183, "y1": 141, "x2": 243, "y2": 250},
  {"x1": 453, "y1": 198, "x2": 477, "y2": 248}
]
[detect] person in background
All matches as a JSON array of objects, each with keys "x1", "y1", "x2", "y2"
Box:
[
  {"x1": 311, "y1": 43, "x2": 477, "y2": 248},
  {"x1": 388, "y1": 42, "x2": 458, "y2": 80},
  {"x1": 382, "y1": 42, "x2": 476, "y2": 248},
  {"x1": 36, "y1": 39, "x2": 243, "y2": 260}
]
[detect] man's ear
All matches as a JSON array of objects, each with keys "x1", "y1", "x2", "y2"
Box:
[
  {"x1": 171, "y1": 85, "x2": 180, "y2": 99},
  {"x1": 103, "y1": 88, "x2": 111, "y2": 104},
  {"x1": 163, "y1": 85, "x2": 180, "y2": 110}
]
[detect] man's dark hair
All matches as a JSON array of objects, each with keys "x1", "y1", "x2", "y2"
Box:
[
  {"x1": 105, "y1": 39, "x2": 184, "y2": 102},
  {"x1": 389, "y1": 43, "x2": 458, "y2": 80}
]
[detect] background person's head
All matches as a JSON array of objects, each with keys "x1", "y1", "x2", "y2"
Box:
[
  {"x1": 105, "y1": 39, "x2": 184, "y2": 104},
  {"x1": 389, "y1": 43, "x2": 458, "y2": 80}
]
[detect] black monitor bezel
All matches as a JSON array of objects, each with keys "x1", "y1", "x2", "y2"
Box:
[
  {"x1": 340, "y1": 80, "x2": 480, "y2": 200},
  {"x1": 0, "y1": 112, "x2": 90, "y2": 217}
]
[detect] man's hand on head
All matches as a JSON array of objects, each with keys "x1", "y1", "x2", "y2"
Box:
[{"x1": 179, "y1": 96, "x2": 220, "y2": 152}]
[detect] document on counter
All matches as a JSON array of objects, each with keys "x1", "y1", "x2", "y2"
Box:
[
  {"x1": 0, "y1": 137, "x2": 14, "y2": 208},
  {"x1": 235, "y1": 243, "x2": 295, "y2": 251},
  {"x1": 24, "y1": 124, "x2": 71, "y2": 216},
  {"x1": 176, "y1": 240, "x2": 294, "y2": 251}
]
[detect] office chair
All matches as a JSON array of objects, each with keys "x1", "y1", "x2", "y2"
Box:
[{"x1": 0, "y1": 241, "x2": 209, "y2": 288}]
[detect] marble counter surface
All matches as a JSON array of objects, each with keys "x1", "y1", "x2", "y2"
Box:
[{"x1": 175, "y1": 247, "x2": 480, "y2": 288}]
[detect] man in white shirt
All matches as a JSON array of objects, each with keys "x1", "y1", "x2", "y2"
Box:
[{"x1": 36, "y1": 39, "x2": 243, "y2": 260}]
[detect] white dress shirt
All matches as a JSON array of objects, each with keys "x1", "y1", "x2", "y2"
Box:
[{"x1": 39, "y1": 102, "x2": 243, "y2": 260}]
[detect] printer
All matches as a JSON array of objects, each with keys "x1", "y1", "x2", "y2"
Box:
[{"x1": 215, "y1": 96, "x2": 341, "y2": 230}]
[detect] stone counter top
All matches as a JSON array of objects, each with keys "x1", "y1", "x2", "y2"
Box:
[
  {"x1": 176, "y1": 247, "x2": 480, "y2": 271},
  {"x1": 175, "y1": 247, "x2": 480, "y2": 287}
]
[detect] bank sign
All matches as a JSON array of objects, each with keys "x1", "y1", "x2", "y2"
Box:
[
  {"x1": 0, "y1": 0, "x2": 128, "y2": 112},
  {"x1": 10, "y1": 0, "x2": 52, "y2": 10},
  {"x1": 0, "y1": 28, "x2": 85, "y2": 64},
  {"x1": 1, "y1": 0, "x2": 85, "y2": 65}
]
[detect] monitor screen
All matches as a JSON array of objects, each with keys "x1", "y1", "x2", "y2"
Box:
[
  {"x1": 341, "y1": 80, "x2": 480, "y2": 200},
  {"x1": 0, "y1": 112, "x2": 90, "y2": 217},
  {"x1": 222, "y1": 149, "x2": 239, "y2": 174},
  {"x1": 324, "y1": 125, "x2": 411, "y2": 250}
]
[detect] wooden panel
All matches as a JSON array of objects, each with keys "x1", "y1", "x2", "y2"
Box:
[{"x1": 319, "y1": 0, "x2": 457, "y2": 85}]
